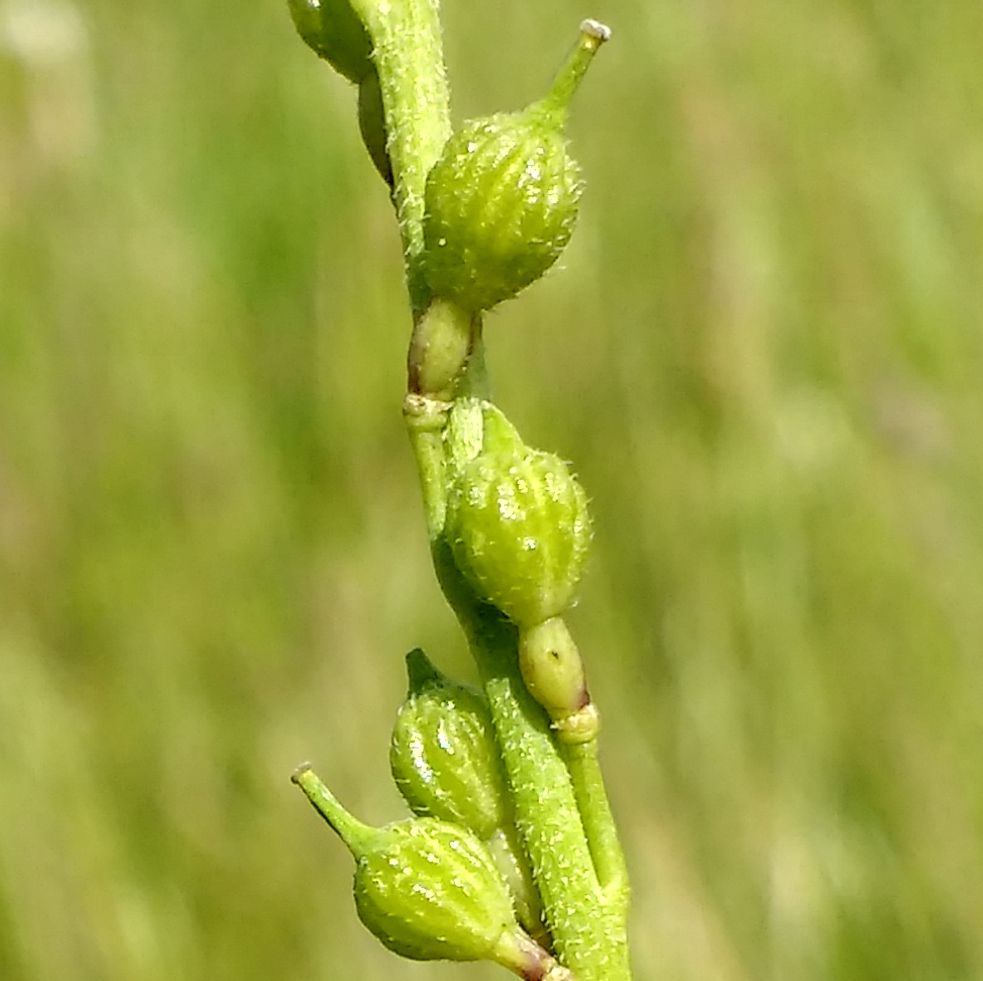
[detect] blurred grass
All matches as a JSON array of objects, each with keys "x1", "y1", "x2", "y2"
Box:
[{"x1": 1, "y1": 0, "x2": 982, "y2": 979}]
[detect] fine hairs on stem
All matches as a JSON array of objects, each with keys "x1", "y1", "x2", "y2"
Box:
[{"x1": 286, "y1": 4, "x2": 632, "y2": 980}]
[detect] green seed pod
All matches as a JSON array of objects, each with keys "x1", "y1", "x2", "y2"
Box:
[
  {"x1": 445, "y1": 399, "x2": 592, "y2": 628},
  {"x1": 423, "y1": 20, "x2": 610, "y2": 312},
  {"x1": 353, "y1": 817, "x2": 518, "y2": 963},
  {"x1": 390, "y1": 649, "x2": 508, "y2": 839},
  {"x1": 390, "y1": 650, "x2": 548, "y2": 942},
  {"x1": 292, "y1": 766, "x2": 559, "y2": 975},
  {"x1": 423, "y1": 112, "x2": 582, "y2": 312},
  {"x1": 287, "y1": 0, "x2": 373, "y2": 84}
]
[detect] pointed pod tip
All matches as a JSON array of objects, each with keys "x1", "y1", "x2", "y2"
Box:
[
  {"x1": 405, "y1": 647, "x2": 444, "y2": 691},
  {"x1": 291, "y1": 762, "x2": 314, "y2": 784},
  {"x1": 535, "y1": 17, "x2": 612, "y2": 126},
  {"x1": 580, "y1": 18, "x2": 612, "y2": 43},
  {"x1": 292, "y1": 766, "x2": 377, "y2": 855}
]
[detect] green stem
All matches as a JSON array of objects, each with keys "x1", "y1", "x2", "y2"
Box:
[
  {"x1": 348, "y1": 0, "x2": 450, "y2": 317},
  {"x1": 563, "y1": 738, "x2": 630, "y2": 917},
  {"x1": 448, "y1": 578, "x2": 632, "y2": 981},
  {"x1": 404, "y1": 392, "x2": 451, "y2": 536},
  {"x1": 358, "y1": 0, "x2": 632, "y2": 975},
  {"x1": 408, "y1": 401, "x2": 633, "y2": 981}
]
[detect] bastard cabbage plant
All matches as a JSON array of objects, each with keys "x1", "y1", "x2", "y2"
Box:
[{"x1": 286, "y1": 1, "x2": 633, "y2": 978}]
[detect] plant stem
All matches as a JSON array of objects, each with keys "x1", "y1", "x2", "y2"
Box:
[
  {"x1": 358, "y1": 1, "x2": 633, "y2": 975},
  {"x1": 348, "y1": 0, "x2": 450, "y2": 317},
  {"x1": 462, "y1": 601, "x2": 632, "y2": 981},
  {"x1": 404, "y1": 392, "x2": 451, "y2": 533},
  {"x1": 562, "y1": 738, "x2": 630, "y2": 917},
  {"x1": 419, "y1": 496, "x2": 633, "y2": 981}
]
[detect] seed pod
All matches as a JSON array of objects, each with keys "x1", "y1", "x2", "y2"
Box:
[
  {"x1": 390, "y1": 649, "x2": 508, "y2": 839},
  {"x1": 445, "y1": 399, "x2": 592, "y2": 628},
  {"x1": 353, "y1": 817, "x2": 518, "y2": 963},
  {"x1": 423, "y1": 20, "x2": 610, "y2": 312},
  {"x1": 292, "y1": 766, "x2": 559, "y2": 976},
  {"x1": 423, "y1": 112, "x2": 581, "y2": 312},
  {"x1": 287, "y1": 0, "x2": 373, "y2": 84},
  {"x1": 390, "y1": 651, "x2": 548, "y2": 940}
]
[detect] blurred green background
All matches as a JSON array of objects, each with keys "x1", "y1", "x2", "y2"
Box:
[{"x1": 2, "y1": 0, "x2": 982, "y2": 978}]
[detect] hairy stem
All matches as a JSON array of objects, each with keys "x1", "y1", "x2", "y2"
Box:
[
  {"x1": 360, "y1": 0, "x2": 633, "y2": 975},
  {"x1": 417, "y1": 502, "x2": 633, "y2": 981},
  {"x1": 463, "y1": 602, "x2": 632, "y2": 981},
  {"x1": 563, "y1": 738, "x2": 630, "y2": 917},
  {"x1": 349, "y1": 0, "x2": 450, "y2": 316}
]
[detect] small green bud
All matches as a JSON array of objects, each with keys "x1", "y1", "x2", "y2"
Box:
[
  {"x1": 518, "y1": 617, "x2": 600, "y2": 743},
  {"x1": 406, "y1": 297, "x2": 476, "y2": 398},
  {"x1": 390, "y1": 649, "x2": 508, "y2": 839},
  {"x1": 423, "y1": 20, "x2": 610, "y2": 312},
  {"x1": 445, "y1": 400, "x2": 592, "y2": 628},
  {"x1": 518, "y1": 617, "x2": 588, "y2": 719},
  {"x1": 288, "y1": 0, "x2": 372, "y2": 84}
]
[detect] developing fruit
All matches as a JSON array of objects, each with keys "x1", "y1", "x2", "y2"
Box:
[
  {"x1": 444, "y1": 399, "x2": 592, "y2": 629},
  {"x1": 390, "y1": 648, "x2": 508, "y2": 838},
  {"x1": 292, "y1": 766, "x2": 561, "y2": 976},
  {"x1": 424, "y1": 20, "x2": 610, "y2": 312}
]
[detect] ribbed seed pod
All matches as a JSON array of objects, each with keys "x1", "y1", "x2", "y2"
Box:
[
  {"x1": 424, "y1": 112, "x2": 582, "y2": 312},
  {"x1": 445, "y1": 399, "x2": 592, "y2": 629},
  {"x1": 423, "y1": 20, "x2": 609, "y2": 312},
  {"x1": 353, "y1": 817, "x2": 517, "y2": 963},
  {"x1": 390, "y1": 649, "x2": 508, "y2": 839},
  {"x1": 292, "y1": 766, "x2": 562, "y2": 976},
  {"x1": 390, "y1": 650, "x2": 548, "y2": 940}
]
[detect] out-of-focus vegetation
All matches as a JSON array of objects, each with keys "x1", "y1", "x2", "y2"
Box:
[{"x1": 1, "y1": 0, "x2": 982, "y2": 978}]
